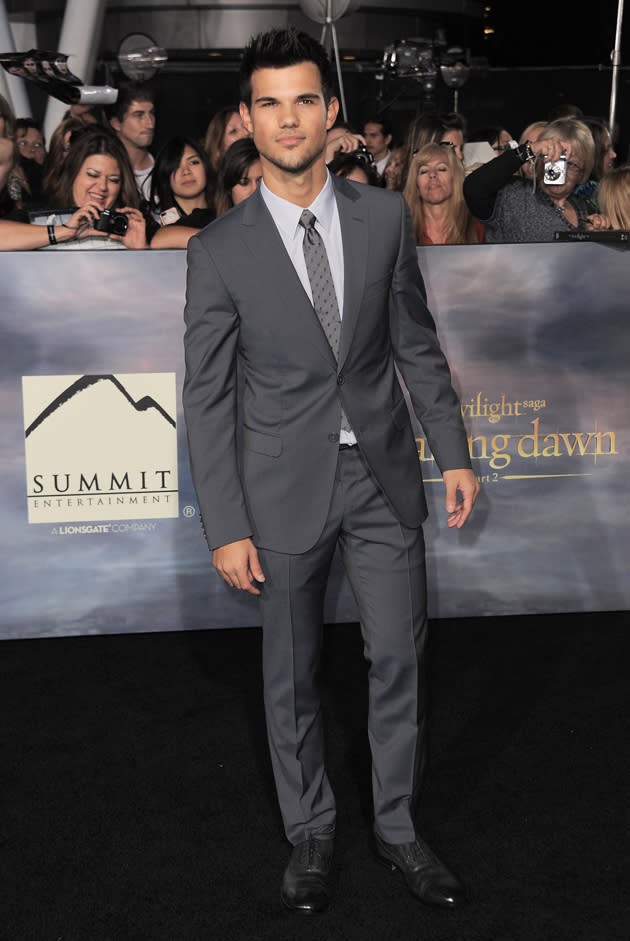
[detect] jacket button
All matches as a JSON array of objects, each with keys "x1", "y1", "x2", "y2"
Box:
[
  {"x1": 328, "y1": 432, "x2": 340, "y2": 443},
  {"x1": 337, "y1": 374, "x2": 344, "y2": 385}
]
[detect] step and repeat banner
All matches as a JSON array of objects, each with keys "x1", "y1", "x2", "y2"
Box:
[{"x1": 0, "y1": 244, "x2": 627, "y2": 639}]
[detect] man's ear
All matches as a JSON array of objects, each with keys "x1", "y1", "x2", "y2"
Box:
[
  {"x1": 326, "y1": 96, "x2": 340, "y2": 131},
  {"x1": 385, "y1": 133, "x2": 393, "y2": 148},
  {"x1": 109, "y1": 116, "x2": 121, "y2": 133},
  {"x1": 240, "y1": 102, "x2": 253, "y2": 135}
]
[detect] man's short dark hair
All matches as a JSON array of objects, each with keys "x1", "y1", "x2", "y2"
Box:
[
  {"x1": 239, "y1": 27, "x2": 335, "y2": 108},
  {"x1": 364, "y1": 116, "x2": 393, "y2": 139},
  {"x1": 107, "y1": 81, "x2": 155, "y2": 124}
]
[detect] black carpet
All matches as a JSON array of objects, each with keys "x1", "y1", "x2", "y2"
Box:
[{"x1": 3, "y1": 611, "x2": 628, "y2": 940}]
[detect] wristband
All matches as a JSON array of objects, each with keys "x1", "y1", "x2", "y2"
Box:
[
  {"x1": 47, "y1": 224, "x2": 57, "y2": 245},
  {"x1": 513, "y1": 141, "x2": 536, "y2": 165}
]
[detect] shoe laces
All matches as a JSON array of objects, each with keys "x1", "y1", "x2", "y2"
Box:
[
  {"x1": 296, "y1": 837, "x2": 327, "y2": 870},
  {"x1": 406, "y1": 839, "x2": 439, "y2": 867}
]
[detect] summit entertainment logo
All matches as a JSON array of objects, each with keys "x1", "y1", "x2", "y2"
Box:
[{"x1": 23, "y1": 373, "x2": 179, "y2": 524}]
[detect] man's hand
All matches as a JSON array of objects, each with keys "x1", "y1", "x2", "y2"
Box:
[
  {"x1": 213, "y1": 537, "x2": 265, "y2": 595},
  {"x1": 442, "y1": 468, "x2": 480, "y2": 529},
  {"x1": 325, "y1": 128, "x2": 366, "y2": 163}
]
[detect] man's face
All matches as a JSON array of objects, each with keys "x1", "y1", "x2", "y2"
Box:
[
  {"x1": 240, "y1": 62, "x2": 338, "y2": 177},
  {"x1": 363, "y1": 122, "x2": 391, "y2": 162},
  {"x1": 111, "y1": 99, "x2": 155, "y2": 150}
]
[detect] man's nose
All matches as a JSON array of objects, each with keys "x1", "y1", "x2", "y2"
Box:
[{"x1": 278, "y1": 104, "x2": 298, "y2": 126}]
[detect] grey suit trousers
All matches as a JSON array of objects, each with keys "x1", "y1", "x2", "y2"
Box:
[{"x1": 257, "y1": 445, "x2": 427, "y2": 846}]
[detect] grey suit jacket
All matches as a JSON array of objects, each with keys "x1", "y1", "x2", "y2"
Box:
[{"x1": 183, "y1": 175, "x2": 471, "y2": 554}]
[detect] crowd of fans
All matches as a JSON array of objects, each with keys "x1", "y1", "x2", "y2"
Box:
[{"x1": 1, "y1": 81, "x2": 629, "y2": 251}]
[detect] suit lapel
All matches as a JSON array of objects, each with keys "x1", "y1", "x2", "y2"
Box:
[
  {"x1": 333, "y1": 176, "x2": 368, "y2": 368},
  {"x1": 239, "y1": 190, "x2": 337, "y2": 367}
]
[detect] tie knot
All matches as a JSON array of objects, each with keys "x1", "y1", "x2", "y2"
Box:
[{"x1": 299, "y1": 209, "x2": 317, "y2": 231}]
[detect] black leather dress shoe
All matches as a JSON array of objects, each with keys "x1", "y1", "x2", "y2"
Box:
[
  {"x1": 280, "y1": 836, "x2": 334, "y2": 915},
  {"x1": 374, "y1": 833, "x2": 466, "y2": 908}
]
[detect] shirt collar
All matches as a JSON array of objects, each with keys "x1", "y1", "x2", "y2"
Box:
[{"x1": 260, "y1": 170, "x2": 336, "y2": 240}]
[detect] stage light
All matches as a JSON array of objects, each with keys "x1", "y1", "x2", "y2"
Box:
[
  {"x1": 117, "y1": 33, "x2": 167, "y2": 81},
  {"x1": 381, "y1": 37, "x2": 471, "y2": 110}
]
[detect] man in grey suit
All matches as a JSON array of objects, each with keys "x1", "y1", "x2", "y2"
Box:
[{"x1": 183, "y1": 27, "x2": 479, "y2": 916}]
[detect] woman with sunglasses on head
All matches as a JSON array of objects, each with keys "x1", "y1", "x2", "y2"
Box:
[
  {"x1": 150, "y1": 136, "x2": 216, "y2": 249},
  {"x1": 403, "y1": 142, "x2": 483, "y2": 245},
  {"x1": 399, "y1": 112, "x2": 466, "y2": 191},
  {"x1": 463, "y1": 118, "x2": 609, "y2": 242}
]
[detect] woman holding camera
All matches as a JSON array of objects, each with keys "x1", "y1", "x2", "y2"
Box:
[
  {"x1": 0, "y1": 127, "x2": 148, "y2": 250},
  {"x1": 462, "y1": 118, "x2": 609, "y2": 242}
]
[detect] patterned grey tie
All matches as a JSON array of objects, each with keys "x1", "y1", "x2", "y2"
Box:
[{"x1": 299, "y1": 209, "x2": 351, "y2": 434}]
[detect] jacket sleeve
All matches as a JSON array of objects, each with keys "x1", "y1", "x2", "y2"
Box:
[
  {"x1": 463, "y1": 148, "x2": 524, "y2": 221},
  {"x1": 183, "y1": 232, "x2": 253, "y2": 551},
  {"x1": 389, "y1": 195, "x2": 472, "y2": 473}
]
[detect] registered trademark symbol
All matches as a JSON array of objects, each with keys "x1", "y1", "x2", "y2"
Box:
[{"x1": 183, "y1": 505, "x2": 196, "y2": 518}]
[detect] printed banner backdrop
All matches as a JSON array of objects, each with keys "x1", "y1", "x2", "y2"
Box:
[{"x1": 0, "y1": 244, "x2": 627, "y2": 640}]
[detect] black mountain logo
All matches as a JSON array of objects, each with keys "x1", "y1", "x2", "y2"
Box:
[{"x1": 25, "y1": 375, "x2": 176, "y2": 439}]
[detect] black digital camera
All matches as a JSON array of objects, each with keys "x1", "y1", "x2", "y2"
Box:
[
  {"x1": 354, "y1": 142, "x2": 374, "y2": 165},
  {"x1": 93, "y1": 208, "x2": 129, "y2": 236}
]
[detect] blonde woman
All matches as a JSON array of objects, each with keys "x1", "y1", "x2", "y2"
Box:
[
  {"x1": 596, "y1": 165, "x2": 630, "y2": 229},
  {"x1": 403, "y1": 142, "x2": 484, "y2": 245}
]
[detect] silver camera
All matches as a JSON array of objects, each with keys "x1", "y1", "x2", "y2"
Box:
[{"x1": 543, "y1": 152, "x2": 567, "y2": 185}]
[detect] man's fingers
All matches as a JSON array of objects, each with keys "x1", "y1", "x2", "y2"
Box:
[
  {"x1": 443, "y1": 469, "x2": 480, "y2": 529},
  {"x1": 213, "y1": 538, "x2": 264, "y2": 594},
  {"x1": 247, "y1": 544, "x2": 265, "y2": 584}
]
